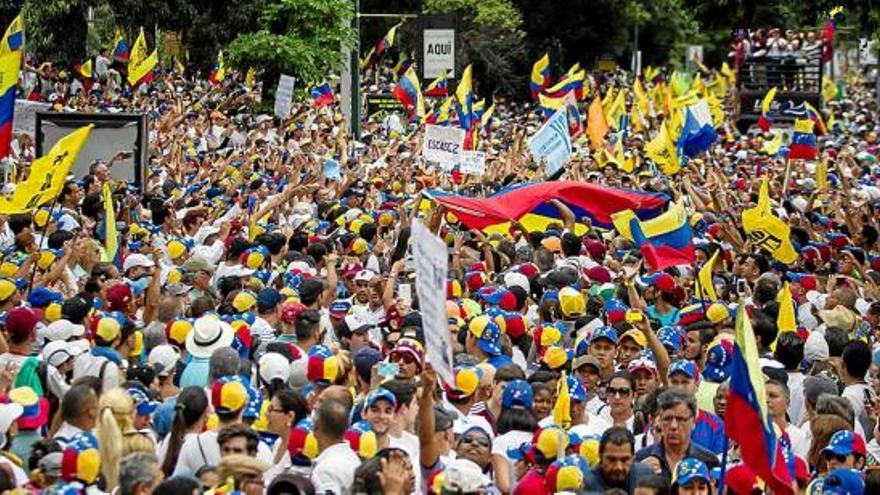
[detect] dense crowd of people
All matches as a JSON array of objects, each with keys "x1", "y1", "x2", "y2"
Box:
[{"x1": 0, "y1": 30, "x2": 875, "y2": 495}]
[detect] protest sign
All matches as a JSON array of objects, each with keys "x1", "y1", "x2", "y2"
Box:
[
  {"x1": 366, "y1": 95, "x2": 405, "y2": 116},
  {"x1": 528, "y1": 107, "x2": 572, "y2": 177},
  {"x1": 423, "y1": 124, "x2": 465, "y2": 167},
  {"x1": 411, "y1": 220, "x2": 453, "y2": 385},
  {"x1": 459, "y1": 150, "x2": 486, "y2": 176},
  {"x1": 13, "y1": 100, "x2": 50, "y2": 137},
  {"x1": 423, "y1": 29, "x2": 455, "y2": 79},
  {"x1": 274, "y1": 74, "x2": 295, "y2": 119}
]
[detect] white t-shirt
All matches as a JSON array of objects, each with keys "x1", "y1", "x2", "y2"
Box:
[
  {"x1": 787, "y1": 423, "x2": 810, "y2": 459},
  {"x1": 251, "y1": 316, "x2": 277, "y2": 342},
  {"x1": 173, "y1": 429, "x2": 274, "y2": 476},
  {"x1": 492, "y1": 430, "x2": 533, "y2": 462},
  {"x1": 310, "y1": 442, "x2": 361, "y2": 495}
]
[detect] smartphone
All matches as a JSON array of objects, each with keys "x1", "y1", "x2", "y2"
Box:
[
  {"x1": 377, "y1": 362, "x2": 400, "y2": 378},
  {"x1": 399, "y1": 283, "x2": 412, "y2": 307},
  {"x1": 736, "y1": 279, "x2": 747, "y2": 295},
  {"x1": 625, "y1": 310, "x2": 644, "y2": 324}
]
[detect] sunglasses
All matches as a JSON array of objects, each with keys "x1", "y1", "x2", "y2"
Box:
[
  {"x1": 460, "y1": 435, "x2": 491, "y2": 449},
  {"x1": 606, "y1": 387, "x2": 632, "y2": 397},
  {"x1": 391, "y1": 353, "x2": 417, "y2": 365}
]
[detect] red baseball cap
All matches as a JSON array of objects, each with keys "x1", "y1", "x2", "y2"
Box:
[
  {"x1": 105, "y1": 283, "x2": 133, "y2": 312},
  {"x1": 5, "y1": 307, "x2": 38, "y2": 340}
]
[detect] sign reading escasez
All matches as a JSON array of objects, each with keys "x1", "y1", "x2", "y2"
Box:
[
  {"x1": 423, "y1": 29, "x2": 455, "y2": 79},
  {"x1": 423, "y1": 124, "x2": 465, "y2": 168}
]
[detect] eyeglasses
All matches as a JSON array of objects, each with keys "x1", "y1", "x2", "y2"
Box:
[
  {"x1": 606, "y1": 387, "x2": 632, "y2": 397},
  {"x1": 659, "y1": 414, "x2": 693, "y2": 425},
  {"x1": 391, "y1": 353, "x2": 417, "y2": 365},
  {"x1": 460, "y1": 435, "x2": 491, "y2": 449}
]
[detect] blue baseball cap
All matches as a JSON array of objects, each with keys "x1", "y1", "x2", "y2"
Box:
[
  {"x1": 127, "y1": 387, "x2": 159, "y2": 416},
  {"x1": 365, "y1": 387, "x2": 397, "y2": 409},
  {"x1": 501, "y1": 379, "x2": 533, "y2": 409},
  {"x1": 822, "y1": 468, "x2": 865, "y2": 494},
  {"x1": 823, "y1": 430, "x2": 866, "y2": 457},
  {"x1": 28, "y1": 286, "x2": 63, "y2": 308},
  {"x1": 703, "y1": 340, "x2": 734, "y2": 382},
  {"x1": 590, "y1": 326, "x2": 618, "y2": 345},
  {"x1": 468, "y1": 315, "x2": 502, "y2": 356},
  {"x1": 567, "y1": 374, "x2": 587, "y2": 403},
  {"x1": 658, "y1": 326, "x2": 684, "y2": 353},
  {"x1": 256, "y1": 288, "x2": 282, "y2": 312},
  {"x1": 668, "y1": 359, "x2": 700, "y2": 381},
  {"x1": 672, "y1": 457, "x2": 710, "y2": 487}
]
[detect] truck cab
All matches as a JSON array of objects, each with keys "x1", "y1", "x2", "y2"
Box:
[{"x1": 735, "y1": 56, "x2": 823, "y2": 133}]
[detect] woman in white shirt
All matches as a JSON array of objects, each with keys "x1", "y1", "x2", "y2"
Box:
[
  {"x1": 158, "y1": 386, "x2": 209, "y2": 476},
  {"x1": 491, "y1": 379, "x2": 538, "y2": 494}
]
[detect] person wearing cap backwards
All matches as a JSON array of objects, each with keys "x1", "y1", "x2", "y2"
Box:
[{"x1": 73, "y1": 312, "x2": 135, "y2": 393}]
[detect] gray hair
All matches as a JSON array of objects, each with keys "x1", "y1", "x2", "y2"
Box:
[
  {"x1": 656, "y1": 389, "x2": 697, "y2": 417},
  {"x1": 209, "y1": 347, "x2": 241, "y2": 381},
  {"x1": 816, "y1": 394, "x2": 855, "y2": 427},
  {"x1": 118, "y1": 452, "x2": 159, "y2": 495}
]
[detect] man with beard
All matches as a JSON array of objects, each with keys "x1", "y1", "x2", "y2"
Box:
[{"x1": 583, "y1": 427, "x2": 654, "y2": 492}]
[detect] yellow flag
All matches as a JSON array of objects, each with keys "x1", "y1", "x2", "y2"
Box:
[
  {"x1": 245, "y1": 68, "x2": 256, "y2": 89},
  {"x1": 645, "y1": 121, "x2": 681, "y2": 175},
  {"x1": 0, "y1": 126, "x2": 93, "y2": 214},
  {"x1": 777, "y1": 282, "x2": 797, "y2": 334},
  {"x1": 822, "y1": 76, "x2": 838, "y2": 103},
  {"x1": 633, "y1": 78, "x2": 649, "y2": 115},
  {"x1": 721, "y1": 62, "x2": 736, "y2": 84},
  {"x1": 691, "y1": 74, "x2": 705, "y2": 96},
  {"x1": 817, "y1": 160, "x2": 829, "y2": 190},
  {"x1": 552, "y1": 372, "x2": 571, "y2": 429},
  {"x1": 0, "y1": 13, "x2": 23, "y2": 56},
  {"x1": 127, "y1": 27, "x2": 158, "y2": 87},
  {"x1": 456, "y1": 64, "x2": 473, "y2": 108},
  {"x1": 102, "y1": 182, "x2": 118, "y2": 262},
  {"x1": 761, "y1": 87, "x2": 777, "y2": 115},
  {"x1": 741, "y1": 177, "x2": 798, "y2": 263},
  {"x1": 695, "y1": 249, "x2": 719, "y2": 301},
  {"x1": 706, "y1": 93, "x2": 725, "y2": 127},
  {"x1": 606, "y1": 90, "x2": 626, "y2": 130},
  {"x1": 587, "y1": 95, "x2": 608, "y2": 150},
  {"x1": 762, "y1": 131, "x2": 784, "y2": 155}
]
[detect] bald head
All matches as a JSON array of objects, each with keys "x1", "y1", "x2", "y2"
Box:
[
  {"x1": 314, "y1": 398, "x2": 350, "y2": 442},
  {"x1": 317, "y1": 385, "x2": 354, "y2": 411}
]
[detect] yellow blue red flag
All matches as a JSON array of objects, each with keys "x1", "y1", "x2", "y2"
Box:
[
  {"x1": 0, "y1": 13, "x2": 22, "y2": 55},
  {"x1": 127, "y1": 28, "x2": 158, "y2": 87}
]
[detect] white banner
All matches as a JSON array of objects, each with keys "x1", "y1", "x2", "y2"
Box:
[
  {"x1": 424, "y1": 29, "x2": 455, "y2": 79},
  {"x1": 13, "y1": 100, "x2": 50, "y2": 137},
  {"x1": 274, "y1": 74, "x2": 296, "y2": 119},
  {"x1": 423, "y1": 124, "x2": 465, "y2": 166},
  {"x1": 411, "y1": 220, "x2": 453, "y2": 386},
  {"x1": 528, "y1": 107, "x2": 572, "y2": 177},
  {"x1": 459, "y1": 150, "x2": 486, "y2": 176}
]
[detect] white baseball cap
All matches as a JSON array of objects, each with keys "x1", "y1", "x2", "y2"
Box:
[
  {"x1": 123, "y1": 253, "x2": 155, "y2": 273},
  {"x1": 258, "y1": 352, "x2": 290, "y2": 384},
  {"x1": 147, "y1": 344, "x2": 181, "y2": 377}
]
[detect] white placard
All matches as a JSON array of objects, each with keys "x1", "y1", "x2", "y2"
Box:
[
  {"x1": 411, "y1": 220, "x2": 453, "y2": 386},
  {"x1": 423, "y1": 124, "x2": 465, "y2": 166},
  {"x1": 528, "y1": 107, "x2": 572, "y2": 177},
  {"x1": 424, "y1": 29, "x2": 455, "y2": 79},
  {"x1": 860, "y1": 38, "x2": 878, "y2": 66},
  {"x1": 459, "y1": 150, "x2": 486, "y2": 176},
  {"x1": 274, "y1": 74, "x2": 296, "y2": 119},
  {"x1": 13, "y1": 100, "x2": 50, "y2": 137}
]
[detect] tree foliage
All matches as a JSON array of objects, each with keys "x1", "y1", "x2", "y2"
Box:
[
  {"x1": 226, "y1": 0, "x2": 355, "y2": 96},
  {"x1": 423, "y1": 0, "x2": 526, "y2": 97}
]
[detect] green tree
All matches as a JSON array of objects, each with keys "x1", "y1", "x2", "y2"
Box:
[
  {"x1": 226, "y1": 0, "x2": 356, "y2": 99},
  {"x1": 423, "y1": 0, "x2": 526, "y2": 97}
]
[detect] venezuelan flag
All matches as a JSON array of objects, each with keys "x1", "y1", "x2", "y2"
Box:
[
  {"x1": 427, "y1": 96, "x2": 453, "y2": 125},
  {"x1": 112, "y1": 27, "x2": 129, "y2": 61},
  {"x1": 757, "y1": 87, "x2": 776, "y2": 132},
  {"x1": 788, "y1": 118, "x2": 817, "y2": 160},
  {"x1": 612, "y1": 201, "x2": 695, "y2": 271},
  {"x1": 455, "y1": 65, "x2": 475, "y2": 129},
  {"x1": 102, "y1": 183, "x2": 121, "y2": 268},
  {"x1": 424, "y1": 69, "x2": 448, "y2": 97},
  {"x1": 0, "y1": 13, "x2": 22, "y2": 55},
  {"x1": 530, "y1": 53, "x2": 550, "y2": 100},
  {"x1": 208, "y1": 52, "x2": 226, "y2": 85},
  {"x1": 545, "y1": 69, "x2": 585, "y2": 100},
  {"x1": 802, "y1": 101, "x2": 827, "y2": 135},
  {"x1": 392, "y1": 67, "x2": 424, "y2": 121},
  {"x1": 726, "y1": 304, "x2": 795, "y2": 495},
  {"x1": 311, "y1": 83, "x2": 334, "y2": 108},
  {"x1": 0, "y1": 19, "x2": 20, "y2": 159},
  {"x1": 363, "y1": 23, "x2": 400, "y2": 69},
  {"x1": 430, "y1": 181, "x2": 667, "y2": 232},
  {"x1": 392, "y1": 52, "x2": 411, "y2": 77}
]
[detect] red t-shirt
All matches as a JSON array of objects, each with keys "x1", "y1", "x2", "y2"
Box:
[{"x1": 512, "y1": 468, "x2": 549, "y2": 495}]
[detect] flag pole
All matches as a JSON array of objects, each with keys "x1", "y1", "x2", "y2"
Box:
[{"x1": 717, "y1": 434, "x2": 730, "y2": 495}]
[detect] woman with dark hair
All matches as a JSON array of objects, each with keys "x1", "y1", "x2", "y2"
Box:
[
  {"x1": 491, "y1": 380, "x2": 538, "y2": 494},
  {"x1": 352, "y1": 448, "x2": 414, "y2": 495},
  {"x1": 158, "y1": 387, "x2": 209, "y2": 476}
]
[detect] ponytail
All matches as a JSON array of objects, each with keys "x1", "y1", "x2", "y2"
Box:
[
  {"x1": 161, "y1": 404, "x2": 188, "y2": 476},
  {"x1": 95, "y1": 406, "x2": 123, "y2": 489}
]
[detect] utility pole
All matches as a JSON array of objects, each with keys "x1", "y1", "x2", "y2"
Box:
[{"x1": 349, "y1": 0, "x2": 361, "y2": 141}]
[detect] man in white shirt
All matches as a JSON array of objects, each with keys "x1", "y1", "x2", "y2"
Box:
[
  {"x1": 95, "y1": 48, "x2": 111, "y2": 79},
  {"x1": 840, "y1": 341, "x2": 873, "y2": 435},
  {"x1": 311, "y1": 398, "x2": 361, "y2": 494}
]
